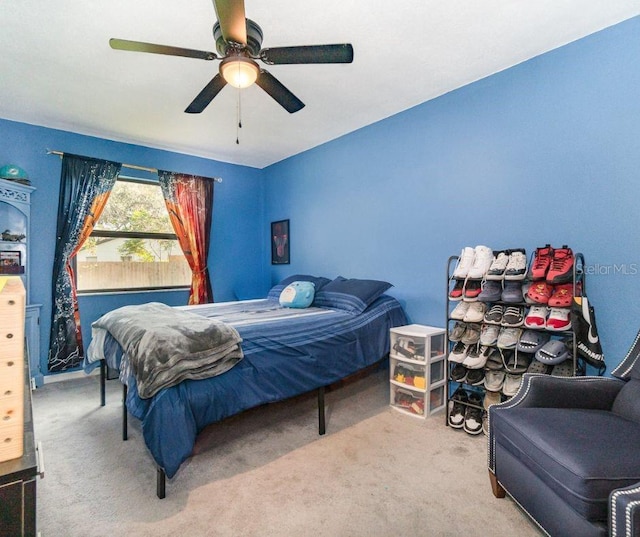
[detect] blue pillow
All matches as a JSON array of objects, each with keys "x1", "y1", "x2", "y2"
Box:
[
  {"x1": 313, "y1": 276, "x2": 393, "y2": 314},
  {"x1": 267, "y1": 274, "x2": 331, "y2": 300},
  {"x1": 279, "y1": 281, "x2": 316, "y2": 308}
]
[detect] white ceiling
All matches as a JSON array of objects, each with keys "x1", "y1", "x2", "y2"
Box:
[{"x1": 1, "y1": 1, "x2": 639, "y2": 169}]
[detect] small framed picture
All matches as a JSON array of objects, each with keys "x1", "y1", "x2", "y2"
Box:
[
  {"x1": 271, "y1": 219, "x2": 290, "y2": 265},
  {"x1": 0, "y1": 250, "x2": 23, "y2": 273}
]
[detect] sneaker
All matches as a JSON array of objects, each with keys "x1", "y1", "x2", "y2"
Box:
[
  {"x1": 463, "y1": 302, "x2": 487, "y2": 323},
  {"x1": 448, "y1": 387, "x2": 469, "y2": 428},
  {"x1": 450, "y1": 363, "x2": 468, "y2": 382},
  {"x1": 504, "y1": 349, "x2": 532, "y2": 374},
  {"x1": 448, "y1": 321, "x2": 467, "y2": 342},
  {"x1": 463, "y1": 280, "x2": 482, "y2": 301},
  {"x1": 530, "y1": 244, "x2": 554, "y2": 280},
  {"x1": 463, "y1": 344, "x2": 491, "y2": 369},
  {"x1": 502, "y1": 374, "x2": 523, "y2": 397},
  {"x1": 449, "y1": 279, "x2": 465, "y2": 300},
  {"x1": 452, "y1": 247, "x2": 475, "y2": 279},
  {"x1": 527, "y1": 281, "x2": 553, "y2": 304},
  {"x1": 504, "y1": 249, "x2": 527, "y2": 280},
  {"x1": 477, "y1": 280, "x2": 502, "y2": 302},
  {"x1": 546, "y1": 308, "x2": 572, "y2": 331},
  {"x1": 484, "y1": 390, "x2": 502, "y2": 410},
  {"x1": 449, "y1": 341, "x2": 469, "y2": 363},
  {"x1": 497, "y1": 327, "x2": 522, "y2": 349},
  {"x1": 480, "y1": 324, "x2": 500, "y2": 346},
  {"x1": 450, "y1": 301, "x2": 470, "y2": 320},
  {"x1": 484, "y1": 304, "x2": 504, "y2": 325},
  {"x1": 463, "y1": 406, "x2": 484, "y2": 435},
  {"x1": 546, "y1": 246, "x2": 574, "y2": 284},
  {"x1": 467, "y1": 245, "x2": 494, "y2": 279},
  {"x1": 484, "y1": 348, "x2": 504, "y2": 371},
  {"x1": 484, "y1": 370, "x2": 506, "y2": 392},
  {"x1": 501, "y1": 306, "x2": 525, "y2": 327},
  {"x1": 501, "y1": 281, "x2": 523, "y2": 303},
  {"x1": 485, "y1": 251, "x2": 509, "y2": 280},
  {"x1": 548, "y1": 283, "x2": 580, "y2": 308},
  {"x1": 460, "y1": 323, "x2": 481, "y2": 345},
  {"x1": 524, "y1": 305, "x2": 549, "y2": 328},
  {"x1": 465, "y1": 368, "x2": 485, "y2": 386}
]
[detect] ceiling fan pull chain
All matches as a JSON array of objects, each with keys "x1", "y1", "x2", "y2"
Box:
[{"x1": 236, "y1": 87, "x2": 242, "y2": 144}]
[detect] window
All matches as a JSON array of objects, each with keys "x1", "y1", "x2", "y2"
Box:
[{"x1": 76, "y1": 177, "x2": 191, "y2": 293}]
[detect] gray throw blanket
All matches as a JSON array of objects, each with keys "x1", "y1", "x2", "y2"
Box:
[{"x1": 90, "y1": 302, "x2": 243, "y2": 398}]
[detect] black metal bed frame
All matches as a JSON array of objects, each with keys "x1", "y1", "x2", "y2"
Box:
[{"x1": 99, "y1": 359, "x2": 330, "y2": 499}]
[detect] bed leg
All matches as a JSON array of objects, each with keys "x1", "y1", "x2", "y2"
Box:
[
  {"x1": 122, "y1": 383, "x2": 128, "y2": 441},
  {"x1": 100, "y1": 360, "x2": 106, "y2": 407},
  {"x1": 318, "y1": 386, "x2": 326, "y2": 435},
  {"x1": 157, "y1": 467, "x2": 166, "y2": 499}
]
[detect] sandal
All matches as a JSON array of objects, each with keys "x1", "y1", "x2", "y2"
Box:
[
  {"x1": 527, "y1": 281, "x2": 553, "y2": 304},
  {"x1": 527, "y1": 358, "x2": 551, "y2": 375},
  {"x1": 551, "y1": 359, "x2": 574, "y2": 377}
]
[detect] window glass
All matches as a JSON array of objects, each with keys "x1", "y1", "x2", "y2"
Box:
[{"x1": 76, "y1": 179, "x2": 191, "y2": 292}]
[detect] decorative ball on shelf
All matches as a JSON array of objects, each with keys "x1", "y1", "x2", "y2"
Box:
[{"x1": 0, "y1": 164, "x2": 31, "y2": 185}]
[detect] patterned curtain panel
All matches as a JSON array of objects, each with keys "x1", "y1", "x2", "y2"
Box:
[
  {"x1": 158, "y1": 171, "x2": 214, "y2": 304},
  {"x1": 48, "y1": 154, "x2": 121, "y2": 372}
]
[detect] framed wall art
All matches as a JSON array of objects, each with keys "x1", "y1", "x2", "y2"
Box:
[{"x1": 271, "y1": 219, "x2": 290, "y2": 265}]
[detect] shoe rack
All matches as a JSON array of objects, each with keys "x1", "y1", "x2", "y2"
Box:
[
  {"x1": 389, "y1": 324, "x2": 447, "y2": 419},
  {"x1": 444, "y1": 247, "x2": 586, "y2": 434}
]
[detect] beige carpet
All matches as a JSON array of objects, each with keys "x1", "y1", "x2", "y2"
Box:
[{"x1": 32, "y1": 368, "x2": 542, "y2": 537}]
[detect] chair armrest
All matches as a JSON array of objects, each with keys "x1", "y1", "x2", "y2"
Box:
[
  {"x1": 610, "y1": 483, "x2": 640, "y2": 537},
  {"x1": 496, "y1": 373, "x2": 625, "y2": 411}
]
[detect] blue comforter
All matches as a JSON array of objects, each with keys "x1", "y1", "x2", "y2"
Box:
[{"x1": 86, "y1": 295, "x2": 407, "y2": 478}]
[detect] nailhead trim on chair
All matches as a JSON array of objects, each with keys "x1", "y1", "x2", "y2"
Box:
[
  {"x1": 610, "y1": 485, "x2": 640, "y2": 537},
  {"x1": 611, "y1": 327, "x2": 640, "y2": 379}
]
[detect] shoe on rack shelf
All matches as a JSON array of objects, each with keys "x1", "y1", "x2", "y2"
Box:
[
  {"x1": 449, "y1": 321, "x2": 467, "y2": 342},
  {"x1": 463, "y1": 344, "x2": 491, "y2": 369},
  {"x1": 497, "y1": 327, "x2": 522, "y2": 349},
  {"x1": 463, "y1": 405, "x2": 484, "y2": 435},
  {"x1": 449, "y1": 279, "x2": 465, "y2": 301},
  {"x1": 460, "y1": 323, "x2": 481, "y2": 345},
  {"x1": 477, "y1": 280, "x2": 502, "y2": 302},
  {"x1": 467, "y1": 245, "x2": 494, "y2": 279},
  {"x1": 501, "y1": 306, "x2": 525, "y2": 327},
  {"x1": 546, "y1": 308, "x2": 572, "y2": 331},
  {"x1": 484, "y1": 370, "x2": 506, "y2": 392},
  {"x1": 463, "y1": 280, "x2": 482, "y2": 301},
  {"x1": 504, "y1": 249, "x2": 528, "y2": 280},
  {"x1": 517, "y1": 330, "x2": 550, "y2": 353},
  {"x1": 501, "y1": 281, "x2": 524, "y2": 303},
  {"x1": 465, "y1": 368, "x2": 485, "y2": 386},
  {"x1": 480, "y1": 323, "x2": 500, "y2": 346},
  {"x1": 502, "y1": 373, "x2": 523, "y2": 397},
  {"x1": 463, "y1": 302, "x2": 487, "y2": 323},
  {"x1": 548, "y1": 282, "x2": 581, "y2": 308},
  {"x1": 546, "y1": 246, "x2": 574, "y2": 284},
  {"x1": 535, "y1": 339, "x2": 570, "y2": 364},
  {"x1": 449, "y1": 341, "x2": 469, "y2": 363},
  {"x1": 453, "y1": 247, "x2": 475, "y2": 279},
  {"x1": 450, "y1": 301, "x2": 471, "y2": 320},
  {"x1": 529, "y1": 244, "x2": 554, "y2": 280},
  {"x1": 448, "y1": 387, "x2": 469, "y2": 428},
  {"x1": 524, "y1": 305, "x2": 550, "y2": 328},
  {"x1": 486, "y1": 250, "x2": 509, "y2": 280},
  {"x1": 484, "y1": 303, "x2": 504, "y2": 325},
  {"x1": 450, "y1": 363, "x2": 469, "y2": 382},
  {"x1": 527, "y1": 281, "x2": 553, "y2": 304}
]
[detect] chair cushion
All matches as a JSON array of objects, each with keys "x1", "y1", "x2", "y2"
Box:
[{"x1": 492, "y1": 407, "x2": 640, "y2": 521}]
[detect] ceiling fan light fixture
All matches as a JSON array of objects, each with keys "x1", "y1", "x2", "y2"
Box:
[{"x1": 220, "y1": 56, "x2": 260, "y2": 88}]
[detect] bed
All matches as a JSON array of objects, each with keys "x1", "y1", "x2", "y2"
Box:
[{"x1": 84, "y1": 276, "x2": 408, "y2": 498}]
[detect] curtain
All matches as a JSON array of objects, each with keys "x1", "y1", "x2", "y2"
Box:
[
  {"x1": 48, "y1": 154, "x2": 121, "y2": 372},
  {"x1": 158, "y1": 171, "x2": 214, "y2": 304}
]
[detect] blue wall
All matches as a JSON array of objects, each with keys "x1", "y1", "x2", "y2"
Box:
[
  {"x1": 263, "y1": 16, "x2": 640, "y2": 368},
  {"x1": 0, "y1": 119, "x2": 266, "y2": 377},
  {"x1": 2, "y1": 16, "x2": 639, "y2": 378}
]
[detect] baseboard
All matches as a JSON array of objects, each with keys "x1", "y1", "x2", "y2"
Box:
[{"x1": 43, "y1": 368, "x2": 99, "y2": 384}]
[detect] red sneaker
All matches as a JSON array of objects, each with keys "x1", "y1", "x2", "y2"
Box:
[
  {"x1": 546, "y1": 246, "x2": 574, "y2": 284},
  {"x1": 527, "y1": 281, "x2": 553, "y2": 304},
  {"x1": 449, "y1": 280, "x2": 464, "y2": 300},
  {"x1": 530, "y1": 244, "x2": 553, "y2": 280}
]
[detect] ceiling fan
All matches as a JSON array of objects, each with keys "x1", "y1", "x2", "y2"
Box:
[{"x1": 110, "y1": 0, "x2": 354, "y2": 114}]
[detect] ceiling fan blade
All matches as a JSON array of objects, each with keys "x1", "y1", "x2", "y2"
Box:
[
  {"x1": 260, "y1": 44, "x2": 354, "y2": 65},
  {"x1": 110, "y1": 38, "x2": 217, "y2": 60},
  {"x1": 212, "y1": 0, "x2": 247, "y2": 45},
  {"x1": 185, "y1": 74, "x2": 227, "y2": 113},
  {"x1": 255, "y1": 70, "x2": 304, "y2": 114}
]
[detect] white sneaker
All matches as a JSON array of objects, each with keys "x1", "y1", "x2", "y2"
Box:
[
  {"x1": 453, "y1": 247, "x2": 475, "y2": 279},
  {"x1": 450, "y1": 301, "x2": 471, "y2": 320},
  {"x1": 480, "y1": 324, "x2": 500, "y2": 346},
  {"x1": 485, "y1": 251, "x2": 509, "y2": 280},
  {"x1": 467, "y1": 245, "x2": 494, "y2": 279},
  {"x1": 546, "y1": 308, "x2": 571, "y2": 331},
  {"x1": 463, "y1": 302, "x2": 487, "y2": 323},
  {"x1": 504, "y1": 250, "x2": 528, "y2": 280},
  {"x1": 524, "y1": 306, "x2": 549, "y2": 328}
]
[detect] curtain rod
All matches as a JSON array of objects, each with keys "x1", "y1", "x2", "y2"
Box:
[{"x1": 46, "y1": 150, "x2": 222, "y2": 182}]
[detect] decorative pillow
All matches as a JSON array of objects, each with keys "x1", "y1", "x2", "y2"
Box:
[
  {"x1": 267, "y1": 274, "x2": 330, "y2": 300},
  {"x1": 279, "y1": 281, "x2": 316, "y2": 308},
  {"x1": 313, "y1": 276, "x2": 392, "y2": 314}
]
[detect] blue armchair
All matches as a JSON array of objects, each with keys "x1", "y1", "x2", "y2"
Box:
[{"x1": 488, "y1": 336, "x2": 640, "y2": 537}]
